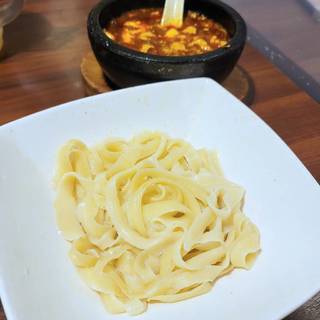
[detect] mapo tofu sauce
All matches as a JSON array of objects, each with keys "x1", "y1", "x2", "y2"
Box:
[{"x1": 104, "y1": 8, "x2": 230, "y2": 56}]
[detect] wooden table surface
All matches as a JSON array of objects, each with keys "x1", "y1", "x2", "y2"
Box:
[{"x1": 0, "y1": 0, "x2": 320, "y2": 319}]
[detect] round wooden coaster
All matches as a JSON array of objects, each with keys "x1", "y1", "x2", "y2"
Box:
[{"x1": 81, "y1": 51, "x2": 254, "y2": 104}]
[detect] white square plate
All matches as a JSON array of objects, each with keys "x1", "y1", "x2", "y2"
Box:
[{"x1": 1, "y1": 78, "x2": 320, "y2": 320}]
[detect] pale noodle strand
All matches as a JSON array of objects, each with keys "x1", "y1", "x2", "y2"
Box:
[{"x1": 54, "y1": 132, "x2": 260, "y2": 315}]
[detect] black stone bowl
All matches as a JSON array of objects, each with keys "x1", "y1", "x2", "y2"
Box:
[{"x1": 87, "y1": 0, "x2": 247, "y2": 88}]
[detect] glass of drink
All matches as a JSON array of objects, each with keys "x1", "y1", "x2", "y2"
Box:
[{"x1": 0, "y1": 0, "x2": 24, "y2": 51}]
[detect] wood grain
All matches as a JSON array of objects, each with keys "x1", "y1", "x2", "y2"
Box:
[{"x1": 0, "y1": 1, "x2": 319, "y2": 319}]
